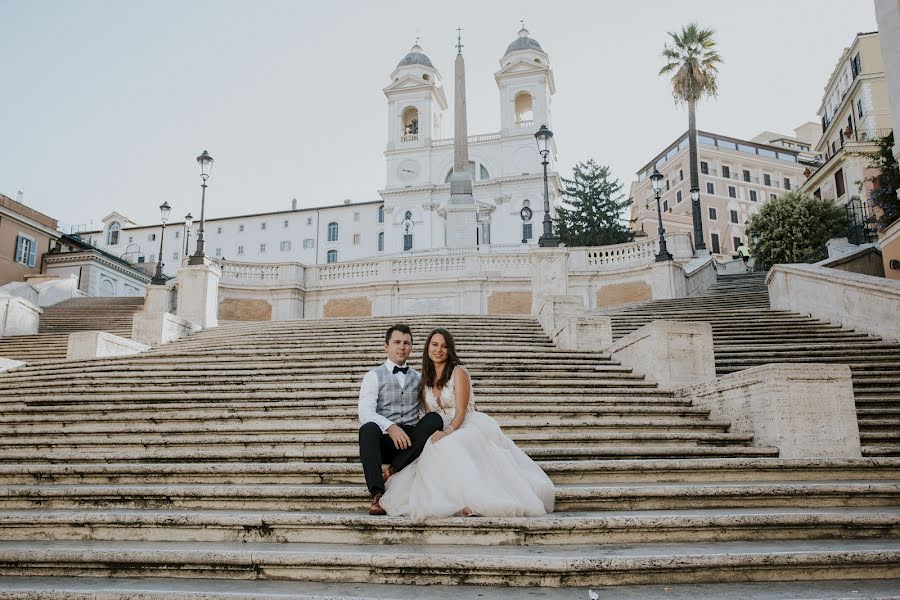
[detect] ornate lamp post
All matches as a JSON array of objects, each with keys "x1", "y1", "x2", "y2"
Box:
[
  {"x1": 183, "y1": 213, "x2": 193, "y2": 256},
  {"x1": 151, "y1": 201, "x2": 172, "y2": 284},
  {"x1": 650, "y1": 168, "x2": 673, "y2": 262},
  {"x1": 189, "y1": 150, "x2": 213, "y2": 265},
  {"x1": 534, "y1": 125, "x2": 559, "y2": 247}
]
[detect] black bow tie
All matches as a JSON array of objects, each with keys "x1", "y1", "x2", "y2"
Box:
[{"x1": 392, "y1": 365, "x2": 409, "y2": 374}]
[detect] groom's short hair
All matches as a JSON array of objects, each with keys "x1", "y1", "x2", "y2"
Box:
[{"x1": 385, "y1": 323, "x2": 413, "y2": 344}]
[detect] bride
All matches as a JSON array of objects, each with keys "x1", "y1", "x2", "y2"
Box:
[{"x1": 379, "y1": 327, "x2": 555, "y2": 520}]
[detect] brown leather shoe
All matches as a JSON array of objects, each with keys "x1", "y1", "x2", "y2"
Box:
[
  {"x1": 382, "y1": 466, "x2": 397, "y2": 484},
  {"x1": 369, "y1": 493, "x2": 387, "y2": 516}
]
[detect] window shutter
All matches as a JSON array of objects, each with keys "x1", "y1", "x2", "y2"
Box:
[
  {"x1": 27, "y1": 239, "x2": 36, "y2": 266},
  {"x1": 14, "y1": 236, "x2": 24, "y2": 263}
]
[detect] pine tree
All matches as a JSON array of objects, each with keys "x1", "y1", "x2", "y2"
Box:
[
  {"x1": 867, "y1": 132, "x2": 900, "y2": 229},
  {"x1": 557, "y1": 159, "x2": 633, "y2": 247}
]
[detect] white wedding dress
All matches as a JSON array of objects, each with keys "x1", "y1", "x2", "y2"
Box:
[{"x1": 379, "y1": 374, "x2": 556, "y2": 520}]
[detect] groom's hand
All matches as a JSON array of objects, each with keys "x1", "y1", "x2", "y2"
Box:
[{"x1": 387, "y1": 425, "x2": 411, "y2": 450}]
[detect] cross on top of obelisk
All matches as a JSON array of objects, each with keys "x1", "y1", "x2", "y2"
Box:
[{"x1": 456, "y1": 26, "x2": 463, "y2": 54}]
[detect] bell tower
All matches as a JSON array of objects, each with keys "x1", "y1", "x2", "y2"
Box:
[
  {"x1": 384, "y1": 43, "x2": 447, "y2": 152},
  {"x1": 495, "y1": 26, "x2": 555, "y2": 137}
]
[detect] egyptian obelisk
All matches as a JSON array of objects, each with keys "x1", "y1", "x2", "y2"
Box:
[{"x1": 445, "y1": 28, "x2": 478, "y2": 247}]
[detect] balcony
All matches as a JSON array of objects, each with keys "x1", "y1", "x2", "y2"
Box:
[
  {"x1": 400, "y1": 134, "x2": 418, "y2": 143},
  {"x1": 515, "y1": 120, "x2": 534, "y2": 129}
]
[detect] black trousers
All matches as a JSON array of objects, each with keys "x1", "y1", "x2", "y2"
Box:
[{"x1": 358, "y1": 412, "x2": 444, "y2": 496}]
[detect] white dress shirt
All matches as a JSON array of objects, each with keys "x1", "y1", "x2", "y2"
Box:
[{"x1": 358, "y1": 359, "x2": 409, "y2": 433}]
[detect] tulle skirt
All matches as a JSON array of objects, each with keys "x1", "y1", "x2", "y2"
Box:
[{"x1": 379, "y1": 411, "x2": 556, "y2": 520}]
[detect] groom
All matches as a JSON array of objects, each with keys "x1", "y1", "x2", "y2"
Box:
[{"x1": 358, "y1": 323, "x2": 443, "y2": 515}]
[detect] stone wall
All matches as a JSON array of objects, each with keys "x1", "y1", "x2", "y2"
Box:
[
  {"x1": 596, "y1": 281, "x2": 651, "y2": 307},
  {"x1": 324, "y1": 296, "x2": 373, "y2": 318},
  {"x1": 487, "y1": 291, "x2": 531, "y2": 314},
  {"x1": 218, "y1": 298, "x2": 272, "y2": 321}
]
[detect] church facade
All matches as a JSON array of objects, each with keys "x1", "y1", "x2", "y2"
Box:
[{"x1": 83, "y1": 28, "x2": 560, "y2": 277}]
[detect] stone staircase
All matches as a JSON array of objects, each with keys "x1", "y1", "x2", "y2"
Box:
[
  {"x1": 598, "y1": 273, "x2": 900, "y2": 458},
  {"x1": 0, "y1": 296, "x2": 143, "y2": 363},
  {"x1": 0, "y1": 313, "x2": 898, "y2": 596}
]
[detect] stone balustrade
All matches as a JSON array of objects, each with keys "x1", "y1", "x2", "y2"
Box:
[
  {"x1": 214, "y1": 260, "x2": 306, "y2": 288},
  {"x1": 569, "y1": 233, "x2": 694, "y2": 272}
]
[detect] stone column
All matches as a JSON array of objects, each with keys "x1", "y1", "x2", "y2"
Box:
[
  {"x1": 529, "y1": 247, "x2": 569, "y2": 315},
  {"x1": 143, "y1": 285, "x2": 173, "y2": 314},
  {"x1": 176, "y1": 262, "x2": 221, "y2": 330}
]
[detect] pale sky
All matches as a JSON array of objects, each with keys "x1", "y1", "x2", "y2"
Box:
[{"x1": 0, "y1": 0, "x2": 880, "y2": 231}]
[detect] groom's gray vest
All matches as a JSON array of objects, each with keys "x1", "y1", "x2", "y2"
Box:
[{"x1": 374, "y1": 364, "x2": 421, "y2": 428}]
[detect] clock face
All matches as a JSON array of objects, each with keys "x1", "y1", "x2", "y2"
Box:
[
  {"x1": 520, "y1": 206, "x2": 533, "y2": 221},
  {"x1": 398, "y1": 159, "x2": 419, "y2": 180}
]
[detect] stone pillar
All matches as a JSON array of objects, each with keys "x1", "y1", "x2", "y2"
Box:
[
  {"x1": 0, "y1": 293, "x2": 42, "y2": 336},
  {"x1": 875, "y1": 0, "x2": 900, "y2": 194},
  {"x1": 132, "y1": 312, "x2": 200, "y2": 346},
  {"x1": 557, "y1": 315, "x2": 612, "y2": 351},
  {"x1": 176, "y1": 262, "x2": 221, "y2": 330},
  {"x1": 609, "y1": 320, "x2": 716, "y2": 391},
  {"x1": 682, "y1": 363, "x2": 861, "y2": 458},
  {"x1": 649, "y1": 260, "x2": 686, "y2": 300},
  {"x1": 143, "y1": 285, "x2": 174, "y2": 314},
  {"x1": 536, "y1": 295, "x2": 584, "y2": 340},
  {"x1": 529, "y1": 247, "x2": 569, "y2": 315}
]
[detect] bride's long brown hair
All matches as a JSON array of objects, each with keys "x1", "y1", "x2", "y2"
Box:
[{"x1": 419, "y1": 327, "x2": 463, "y2": 406}]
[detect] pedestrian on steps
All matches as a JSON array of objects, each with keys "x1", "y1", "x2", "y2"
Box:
[{"x1": 737, "y1": 242, "x2": 751, "y2": 272}]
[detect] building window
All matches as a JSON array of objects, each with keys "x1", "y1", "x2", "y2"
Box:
[
  {"x1": 676, "y1": 190, "x2": 682, "y2": 203},
  {"x1": 523, "y1": 223, "x2": 533, "y2": 241},
  {"x1": 708, "y1": 207, "x2": 717, "y2": 220},
  {"x1": 835, "y1": 169, "x2": 846, "y2": 197},
  {"x1": 149, "y1": 233, "x2": 156, "y2": 241},
  {"x1": 700, "y1": 161, "x2": 709, "y2": 175},
  {"x1": 106, "y1": 222, "x2": 121, "y2": 245},
  {"x1": 172, "y1": 251, "x2": 179, "y2": 261},
  {"x1": 403, "y1": 233, "x2": 413, "y2": 251},
  {"x1": 665, "y1": 180, "x2": 670, "y2": 191},
  {"x1": 763, "y1": 174, "x2": 771, "y2": 186},
  {"x1": 237, "y1": 245, "x2": 244, "y2": 255},
  {"x1": 149, "y1": 254, "x2": 155, "y2": 263},
  {"x1": 750, "y1": 190, "x2": 758, "y2": 202},
  {"x1": 733, "y1": 237, "x2": 742, "y2": 252},
  {"x1": 14, "y1": 234, "x2": 37, "y2": 267},
  {"x1": 481, "y1": 164, "x2": 490, "y2": 180},
  {"x1": 743, "y1": 169, "x2": 751, "y2": 182},
  {"x1": 783, "y1": 178, "x2": 791, "y2": 190},
  {"x1": 728, "y1": 186, "x2": 736, "y2": 198},
  {"x1": 857, "y1": 99, "x2": 864, "y2": 118},
  {"x1": 280, "y1": 241, "x2": 291, "y2": 251},
  {"x1": 327, "y1": 222, "x2": 339, "y2": 242},
  {"x1": 353, "y1": 212, "x2": 360, "y2": 222},
  {"x1": 814, "y1": 188, "x2": 822, "y2": 199},
  {"x1": 128, "y1": 236, "x2": 133, "y2": 243},
  {"x1": 283, "y1": 220, "x2": 289, "y2": 228},
  {"x1": 261, "y1": 222, "x2": 267, "y2": 230},
  {"x1": 217, "y1": 226, "x2": 222, "y2": 234},
  {"x1": 259, "y1": 243, "x2": 266, "y2": 253},
  {"x1": 679, "y1": 169, "x2": 684, "y2": 181},
  {"x1": 770, "y1": 193, "x2": 777, "y2": 201},
  {"x1": 303, "y1": 239, "x2": 315, "y2": 249},
  {"x1": 662, "y1": 200, "x2": 669, "y2": 212},
  {"x1": 378, "y1": 206, "x2": 385, "y2": 223},
  {"x1": 239, "y1": 224, "x2": 245, "y2": 232},
  {"x1": 378, "y1": 231, "x2": 384, "y2": 252},
  {"x1": 722, "y1": 166, "x2": 730, "y2": 179},
  {"x1": 215, "y1": 248, "x2": 222, "y2": 257},
  {"x1": 710, "y1": 233, "x2": 721, "y2": 254},
  {"x1": 174, "y1": 230, "x2": 180, "y2": 239},
  {"x1": 306, "y1": 217, "x2": 313, "y2": 225},
  {"x1": 706, "y1": 182, "x2": 715, "y2": 195},
  {"x1": 327, "y1": 249, "x2": 337, "y2": 263},
  {"x1": 353, "y1": 233, "x2": 360, "y2": 245},
  {"x1": 730, "y1": 210, "x2": 739, "y2": 224},
  {"x1": 851, "y1": 52, "x2": 861, "y2": 78}
]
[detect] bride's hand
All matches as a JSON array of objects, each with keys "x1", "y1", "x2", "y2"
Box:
[{"x1": 429, "y1": 431, "x2": 447, "y2": 444}]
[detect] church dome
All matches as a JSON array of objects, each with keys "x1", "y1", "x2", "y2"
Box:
[
  {"x1": 505, "y1": 27, "x2": 544, "y2": 55},
  {"x1": 397, "y1": 43, "x2": 434, "y2": 68}
]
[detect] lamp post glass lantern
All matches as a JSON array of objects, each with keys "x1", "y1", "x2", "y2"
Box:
[
  {"x1": 183, "y1": 213, "x2": 193, "y2": 256},
  {"x1": 534, "y1": 125, "x2": 558, "y2": 248},
  {"x1": 650, "y1": 168, "x2": 673, "y2": 262},
  {"x1": 189, "y1": 151, "x2": 213, "y2": 264},
  {"x1": 152, "y1": 201, "x2": 171, "y2": 284}
]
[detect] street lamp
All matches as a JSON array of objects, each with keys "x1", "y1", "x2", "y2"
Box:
[
  {"x1": 534, "y1": 125, "x2": 558, "y2": 247},
  {"x1": 189, "y1": 150, "x2": 213, "y2": 265},
  {"x1": 650, "y1": 168, "x2": 673, "y2": 262},
  {"x1": 751, "y1": 231, "x2": 761, "y2": 247},
  {"x1": 689, "y1": 186, "x2": 706, "y2": 252},
  {"x1": 151, "y1": 201, "x2": 171, "y2": 285},
  {"x1": 183, "y1": 213, "x2": 193, "y2": 256}
]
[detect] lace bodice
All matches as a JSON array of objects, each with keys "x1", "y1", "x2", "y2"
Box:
[{"x1": 424, "y1": 371, "x2": 475, "y2": 422}]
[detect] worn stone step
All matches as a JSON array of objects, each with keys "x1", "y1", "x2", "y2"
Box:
[
  {"x1": 1, "y1": 507, "x2": 897, "y2": 546},
  {"x1": 0, "y1": 539, "x2": 897, "y2": 586}
]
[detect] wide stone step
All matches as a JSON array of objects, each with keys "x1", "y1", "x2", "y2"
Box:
[
  {"x1": 0, "y1": 481, "x2": 895, "y2": 511},
  {"x1": 1, "y1": 507, "x2": 897, "y2": 546},
  {"x1": 0, "y1": 539, "x2": 897, "y2": 586},
  {"x1": 4, "y1": 458, "x2": 896, "y2": 486}
]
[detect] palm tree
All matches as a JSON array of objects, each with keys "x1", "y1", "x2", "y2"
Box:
[{"x1": 660, "y1": 23, "x2": 722, "y2": 252}]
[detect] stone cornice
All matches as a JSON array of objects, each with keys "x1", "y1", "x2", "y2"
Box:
[{"x1": 44, "y1": 251, "x2": 151, "y2": 283}]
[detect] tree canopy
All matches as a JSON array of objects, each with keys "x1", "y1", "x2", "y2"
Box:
[
  {"x1": 867, "y1": 132, "x2": 900, "y2": 229},
  {"x1": 746, "y1": 191, "x2": 848, "y2": 268},
  {"x1": 659, "y1": 23, "x2": 723, "y2": 104},
  {"x1": 557, "y1": 159, "x2": 633, "y2": 247}
]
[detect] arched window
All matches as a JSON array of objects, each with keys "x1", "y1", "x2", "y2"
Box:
[
  {"x1": 378, "y1": 205, "x2": 384, "y2": 223},
  {"x1": 515, "y1": 92, "x2": 534, "y2": 124},
  {"x1": 480, "y1": 164, "x2": 490, "y2": 180},
  {"x1": 377, "y1": 231, "x2": 384, "y2": 252},
  {"x1": 327, "y1": 222, "x2": 339, "y2": 242},
  {"x1": 326, "y1": 249, "x2": 338, "y2": 263},
  {"x1": 106, "y1": 222, "x2": 121, "y2": 245},
  {"x1": 401, "y1": 107, "x2": 419, "y2": 139}
]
